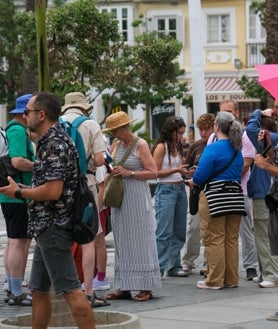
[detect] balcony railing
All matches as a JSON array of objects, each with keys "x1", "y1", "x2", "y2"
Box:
[{"x1": 247, "y1": 42, "x2": 266, "y2": 67}]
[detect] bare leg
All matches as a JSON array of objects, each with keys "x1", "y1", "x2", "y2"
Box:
[
  {"x1": 95, "y1": 232, "x2": 107, "y2": 274},
  {"x1": 81, "y1": 241, "x2": 95, "y2": 297},
  {"x1": 22, "y1": 239, "x2": 32, "y2": 280},
  {"x1": 64, "y1": 289, "x2": 95, "y2": 329},
  {"x1": 32, "y1": 290, "x2": 52, "y2": 329}
]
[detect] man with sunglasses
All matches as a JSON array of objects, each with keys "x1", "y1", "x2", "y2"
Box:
[
  {"x1": 0, "y1": 92, "x2": 96, "y2": 329},
  {"x1": 0, "y1": 94, "x2": 35, "y2": 306}
]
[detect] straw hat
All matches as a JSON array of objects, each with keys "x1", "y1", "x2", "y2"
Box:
[
  {"x1": 62, "y1": 92, "x2": 93, "y2": 112},
  {"x1": 102, "y1": 111, "x2": 137, "y2": 132}
]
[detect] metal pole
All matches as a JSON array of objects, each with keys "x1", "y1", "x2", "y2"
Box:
[{"x1": 188, "y1": 0, "x2": 206, "y2": 140}]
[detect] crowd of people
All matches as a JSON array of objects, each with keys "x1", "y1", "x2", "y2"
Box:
[{"x1": 1, "y1": 92, "x2": 278, "y2": 326}]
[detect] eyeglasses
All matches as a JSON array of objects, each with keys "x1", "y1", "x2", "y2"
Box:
[{"x1": 24, "y1": 108, "x2": 40, "y2": 116}]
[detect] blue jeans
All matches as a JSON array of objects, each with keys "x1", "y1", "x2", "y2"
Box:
[{"x1": 155, "y1": 183, "x2": 187, "y2": 276}]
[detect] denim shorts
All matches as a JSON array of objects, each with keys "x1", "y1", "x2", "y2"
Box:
[{"x1": 28, "y1": 223, "x2": 81, "y2": 295}]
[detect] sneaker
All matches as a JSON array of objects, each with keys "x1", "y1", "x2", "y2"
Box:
[
  {"x1": 167, "y1": 270, "x2": 188, "y2": 277},
  {"x1": 246, "y1": 268, "x2": 258, "y2": 281},
  {"x1": 197, "y1": 281, "x2": 222, "y2": 290},
  {"x1": 253, "y1": 276, "x2": 262, "y2": 283},
  {"x1": 259, "y1": 281, "x2": 278, "y2": 288},
  {"x1": 182, "y1": 266, "x2": 193, "y2": 274},
  {"x1": 267, "y1": 311, "x2": 278, "y2": 321},
  {"x1": 93, "y1": 277, "x2": 110, "y2": 291}
]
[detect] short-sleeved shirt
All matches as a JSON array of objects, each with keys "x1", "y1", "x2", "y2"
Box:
[
  {"x1": 28, "y1": 124, "x2": 79, "y2": 238},
  {"x1": 61, "y1": 108, "x2": 106, "y2": 172},
  {"x1": 0, "y1": 120, "x2": 35, "y2": 204}
]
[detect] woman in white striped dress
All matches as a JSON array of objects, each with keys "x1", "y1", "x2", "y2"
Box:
[{"x1": 102, "y1": 112, "x2": 162, "y2": 302}]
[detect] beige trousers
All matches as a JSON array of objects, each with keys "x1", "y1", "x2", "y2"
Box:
[{"x1": 199, "y1": 191, "x2": 241, "y2": 287}]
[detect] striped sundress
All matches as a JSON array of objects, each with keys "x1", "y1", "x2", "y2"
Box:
[{"x1": 111, "y1": 139, "x2": 162, "y2": 291}]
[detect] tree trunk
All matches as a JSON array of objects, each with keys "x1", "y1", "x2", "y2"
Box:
[
  {"x1": 265, "y1": 0, "x2": 278, "y2": 63},
  {"x1": 22, "y1": 0, "x2": 38, "y2": 93},
  {"x1": 35, "y1": 0, "x2": 50, "y2": 91}
]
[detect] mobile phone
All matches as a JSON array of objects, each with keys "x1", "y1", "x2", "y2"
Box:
[{"x1": 0, "y1": 176, "x2": 9, "y2": 187}]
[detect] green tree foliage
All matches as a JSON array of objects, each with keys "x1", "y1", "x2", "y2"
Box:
[
  {"x1": 0, "y1": 0, "x2": 23, "y2": 110},
  {"x1": 2, "y1": 0, "x2": 186, "y2": 126},
  {"x1": 238, "y1": 0, "x2": 278, "y2": 107}
]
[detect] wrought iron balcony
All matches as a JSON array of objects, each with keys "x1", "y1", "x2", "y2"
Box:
[{"x1": 247, "y1": 42, "x2": 266, "y2": 67}]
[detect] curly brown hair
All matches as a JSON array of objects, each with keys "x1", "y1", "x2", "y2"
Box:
[{"x1": 196, "y1": 113, "x2": 215, "y2": 130}]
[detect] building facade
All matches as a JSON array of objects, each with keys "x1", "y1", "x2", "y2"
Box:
[{"x1": 12, "y1": 0, "x2": 266, "y2": 138}]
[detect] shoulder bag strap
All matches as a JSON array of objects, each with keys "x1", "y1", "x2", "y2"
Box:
[
  {"x1": 205, "y1": 150, "x2": 238, "y2": 185},
  {"x1": 117, "y1": 137, "x2": 139, "y2": 166}
]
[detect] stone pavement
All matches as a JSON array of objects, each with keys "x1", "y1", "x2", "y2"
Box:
[{"x1": 1, "y1": 211, "x2": 278, "y2": 329}]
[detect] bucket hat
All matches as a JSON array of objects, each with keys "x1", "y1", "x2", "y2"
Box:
[
  {"x1": 102, "y1": 111, "x2": 137, "y2": 132},
  {"x1": 62, "y1": 92, "x2": 93, "y2": 112},
  {"x1": 9, "y1": 94, "x2": 32, "y2": 114}
]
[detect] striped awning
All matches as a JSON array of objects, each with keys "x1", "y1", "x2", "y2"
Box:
[
  {"x1": 188, "y1": 77, "x2": 243, "y2": 94},
  {"x1": 187, "y1": 77, "x2": 261, "y2": 102}
]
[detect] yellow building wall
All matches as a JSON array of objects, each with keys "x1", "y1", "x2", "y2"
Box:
[{"x1": 136, "y1": 0, "x2": 248, "y2": 74}]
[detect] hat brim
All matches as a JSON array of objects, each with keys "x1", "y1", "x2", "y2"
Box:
[
  {"x1": 9, "y1": 109, "x2": 25, "y2": 114},
  {"x1": 62, "y1": 103, "x2": 93, "y2": 112},
  {"x1": 102, "y1": 118, "x2": 137, "y2": 132}
]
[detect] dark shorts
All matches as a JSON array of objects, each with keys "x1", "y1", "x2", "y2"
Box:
[
  {"x1": 99, "y1": 208, "x2": 110, "y2": 232},
  {"x1": 1, "y1": 203, "x2": 30, "y2": 239},
  {"x1": 28, "y1": 223, "x2": 81, "y2": 295}
]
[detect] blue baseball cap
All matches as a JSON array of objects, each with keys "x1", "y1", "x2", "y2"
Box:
[{"x1": 9, "y1": 94, "x2": 32, "y2": 114}]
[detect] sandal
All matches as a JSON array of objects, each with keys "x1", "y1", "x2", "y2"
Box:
[
  {"x1": 134, "y1": 290, "x2": 153, "y2": 302},
  {"x1": 4, "y1": 290, "x2": 11, "y2": 303},
  {"x1": 106, "y1": 290, "x2": 132, "y2": 300},
  {"x1": 8, "y1": 292, "x2": 32, "y2": 306},
  {"x1": 86, "y1": 294, "x2": 111, "y2": 308}
]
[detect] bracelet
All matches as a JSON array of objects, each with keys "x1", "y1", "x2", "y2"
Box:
[
  {"x1": 14, "y1": 188, "x2": 24, "y2": 200},
  {"x1": 130, "y1": 171, "x2": 135, "y2": 178}
]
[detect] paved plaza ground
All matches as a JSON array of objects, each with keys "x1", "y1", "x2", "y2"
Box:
[{"x1": 0, "y1": 210, "x2": 278, "y2": 328}]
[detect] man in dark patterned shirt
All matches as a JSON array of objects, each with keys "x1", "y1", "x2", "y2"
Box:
[{"x1": 0, "y1": 92, "x2": 95, "y2": 329}]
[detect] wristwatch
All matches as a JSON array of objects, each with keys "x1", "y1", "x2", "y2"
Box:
[
  {"x1": 14, "y1": 188, "x2": 23, "y2": 200},
  {"x1": 130, "y1": 171, "x2": 135, "y2": 178}
]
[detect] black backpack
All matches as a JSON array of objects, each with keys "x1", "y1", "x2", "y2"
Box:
[
  {"x1": 59, "y1": 118, "x2": 99, "y2": 245},
  {"x1": 72, "y1": 170, "x2": 99, "y2": 244}
]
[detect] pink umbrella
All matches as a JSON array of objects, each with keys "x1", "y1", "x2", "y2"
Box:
[{"x1": 256, "y1": 64, "x2": 278, "y2": 100}]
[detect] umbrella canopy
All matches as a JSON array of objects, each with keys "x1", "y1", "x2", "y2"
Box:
[{"x1": 256, "y1": 64, "x2": 278, "y2": 100}]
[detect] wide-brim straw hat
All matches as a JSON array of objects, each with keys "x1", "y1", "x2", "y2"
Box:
[
  {"x1": 102, "y1": 111, "x2": 137, "y2": 132},
  {"x1": 62, "y1": 92, "x2": 93, "y2": 112}
]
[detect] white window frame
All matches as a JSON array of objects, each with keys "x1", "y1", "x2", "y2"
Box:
[
  {"x1": 99, "y1": 5, "x2": 135, "y2": 45},
  {"x1": 246, "y1": 0, "x2": 266, "y2": 42},
  {"x1": 147, "y1": 10, "x2": 184, "y2": 45},
  {"x1": 203, "y1": 7, "x2": 236, "y2": 47}
]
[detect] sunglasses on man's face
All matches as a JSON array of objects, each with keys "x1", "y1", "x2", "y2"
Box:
[{"x1": 24, "y1": 108, "x2": 40, "y2": 116}]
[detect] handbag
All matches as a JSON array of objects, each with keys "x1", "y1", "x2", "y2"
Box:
[
  {"x1": 204, "y1": 180, "x2": 246, "y2": 218},
  {"x1": 265, "y1": 180, "x2": 278, "y2": 211},
  {"x1": 189, "y1": 150, "x2": 238, "y2": 216},
  {"x1": 189, "y1": 185, "x2": 203, "y2": 215},
  {"x1": 103, "y1": 137, "x2": 138, "y2": 208}
]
